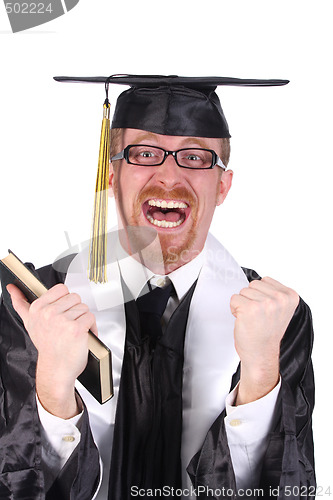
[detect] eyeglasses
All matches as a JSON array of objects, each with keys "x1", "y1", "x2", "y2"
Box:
[{"x1": 111, "y1": 145, "x2": 226, "y2": 170}]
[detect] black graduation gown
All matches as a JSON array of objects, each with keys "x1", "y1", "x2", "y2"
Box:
[{"x1": 0, "y1": 261, "x2": 315, "y2": 499}]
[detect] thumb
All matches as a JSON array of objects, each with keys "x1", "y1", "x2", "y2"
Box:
[
  {"x1": 6, "y1": 284, "x2": 31, "y2": 323},
  {"x1": 230, "y1": 293, "x2": 239, "y2": 318}
]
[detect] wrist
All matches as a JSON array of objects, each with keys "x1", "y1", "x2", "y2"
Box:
[
  {"x1": 36, "y1": 383, "x2": 80, "y2": 419},
  {"x1": 36, "y1": 367, "x2": 79, "y2": 419},
  {"x1": 236, "y1": 361, "x2": 280, "y2": 405}
]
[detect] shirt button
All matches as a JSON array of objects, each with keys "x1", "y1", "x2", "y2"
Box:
[
  {"x1": 62, "y1": 435, "x2": 75, "y2": 442},
  {"x1": 156, "y1": 278, "x2": 166, "y2": 287},
  {"x1": 229, "y1": 419, "x2": 242, "y2": 427}
]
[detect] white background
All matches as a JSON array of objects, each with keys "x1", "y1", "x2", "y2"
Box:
[{"x1": 0, "y1": 0, "x2": 332, "y2": 495}]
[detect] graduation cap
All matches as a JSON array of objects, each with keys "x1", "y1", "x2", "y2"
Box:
[{"x1": 54, "y1": 74, "x2": 289, "y2": 282}]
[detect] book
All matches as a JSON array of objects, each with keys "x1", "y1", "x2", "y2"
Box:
[{"x1": 0, "y1": 250, "x2": 113, "y2": 404}]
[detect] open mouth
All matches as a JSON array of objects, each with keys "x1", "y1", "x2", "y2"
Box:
[{"x1": 142, "y1": 199, "x2": 190, "y2": 228}]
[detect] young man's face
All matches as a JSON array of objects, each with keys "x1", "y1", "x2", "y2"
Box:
[{"x1": 110, "y1": 129, "x2": 233, "y2": 273}]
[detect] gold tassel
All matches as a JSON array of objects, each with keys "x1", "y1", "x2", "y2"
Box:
[{"x1": 88, "y1": 101, "x2": 111, "y2": 283}]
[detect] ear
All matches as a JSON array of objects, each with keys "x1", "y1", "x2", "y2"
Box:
[
  {"x1": 108, "y1": 161, "x2": 115, "y2": 197},
  {"x1": 216, "y1": 169, "x2": 233, "y2": 206}
]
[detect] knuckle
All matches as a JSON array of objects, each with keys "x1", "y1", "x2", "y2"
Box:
[
  {"x1": 279, "y1": 289, "x2": 294, "y2": 306},
  {"x1": 249, "y1": 300, "x2": 261, "y2": 315},
  {"x1": 68, "y1": 321, "x2": 80, "y2": 336},
  {"x1": 86, "y1": 311, "x2": 96, "y2": 325},
  {"x1": 79, "y1": 302, "x2": 89, "y2": 313},
  {"x1": 70, "y1": 292, "x2": 81, "y2": 304},
  {"x1": 266, "y1": 296, "x2": 278, "y2": 311},
  {"x1": 288, "y1": 287, "x2": 299, "y2": 304},
  {"x1": 54, "y1": 283, "x2": 69, "y2": 295},
  {"x1": 248, "y1": 279, "x2": 263, "y2": 291},
  {"x1": 42, "y1": 305, "x2": 55, "y2": 322},
  {"x1": 273, "y1": 290, "x2": 285, "y2": 303}
]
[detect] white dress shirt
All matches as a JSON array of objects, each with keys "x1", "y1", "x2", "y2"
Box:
[{"x1": 38, "y1": 237, "x2": 280, "y2": 497}]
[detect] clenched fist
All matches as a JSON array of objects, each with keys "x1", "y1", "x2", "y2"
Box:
[
  {"x1": 7, "y1": 283, "x2": 97, "y2": 418},
  {"x1": 230, "y1": 277, "x2": 299, "y2": 405}
]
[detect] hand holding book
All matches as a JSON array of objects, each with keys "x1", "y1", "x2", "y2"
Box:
[
  {"x1": 7, "y1": 282, "x2": 95, "y2": 419},
  {"x1": 0, "y1": 251, "x2": 113, "y2": 408}
]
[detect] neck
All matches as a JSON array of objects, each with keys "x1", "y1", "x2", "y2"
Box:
[{"x1": 141, "y1": 248, "x2": 203, "y2": 275}]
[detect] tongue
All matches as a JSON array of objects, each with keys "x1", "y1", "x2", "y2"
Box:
[{"x1": 151, "y1": 209, "x2": 181, "y2": 222}]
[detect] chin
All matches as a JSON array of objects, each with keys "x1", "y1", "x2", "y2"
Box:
[{"x1": 158, "y1": 227, "x2": 199, "y2": 266}]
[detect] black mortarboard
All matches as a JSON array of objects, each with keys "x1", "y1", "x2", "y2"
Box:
[
  {"x1": 54, "y1": 74, "x2": 289, "y2": 139},
  {"x1": 54, "y1": 74, "x2": 289, "y2": 282}
]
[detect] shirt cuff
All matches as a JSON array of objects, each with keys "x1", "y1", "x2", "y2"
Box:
[
  {"x1": 36, "y1": 395, "x2": 83, "y2": 469},
  {"x1": 225, "y1": 378, "x2": 281, "y2": 445},
  {"x1": 224, "y1": 379, "x2": 281, "y2": 491}
]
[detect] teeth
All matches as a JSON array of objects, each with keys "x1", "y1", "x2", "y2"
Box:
[
  {"x1": 146, "y1": 199, "x2": 188, "y2": 228},
  {"x1": 146, "y1": 213, "x2": 184, "y2": 228},
  {"x1": 148, "y1": 199, "x2": 188, "y2": 209}
]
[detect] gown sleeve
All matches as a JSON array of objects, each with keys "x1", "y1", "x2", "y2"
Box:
[
  {"x1": 0, "y1": 260, "x2": 100, "y2": 500},
  {"x1": 187, "y1": 269, "x2": 315, "y2": 499}
]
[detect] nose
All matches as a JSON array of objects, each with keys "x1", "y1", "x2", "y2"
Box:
[{"x1": 153, "y1": 153, "x2": 183, "y2": 189}]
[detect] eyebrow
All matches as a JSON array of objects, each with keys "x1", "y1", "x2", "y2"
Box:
[
  {"x1": 131, "y1": 132, "x2": 159, "y2": 144},
  {"x1": 131, "y1": 134, "x2": 211, "y2": 149},
  {"x1": 178, "y1": 137, "x2": 210, "y2": 149}
]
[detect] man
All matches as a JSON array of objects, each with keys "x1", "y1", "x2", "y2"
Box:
[{"x1": 0, "y1": 75, "x2": 315, "y2": 499}]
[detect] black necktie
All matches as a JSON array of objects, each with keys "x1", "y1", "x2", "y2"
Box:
[{"x1": 136, "y1": 281, "x2": 174, "y2": 348}]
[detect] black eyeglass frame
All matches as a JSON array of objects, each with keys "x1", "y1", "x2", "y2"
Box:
[{"x1": 111, "y1": 144, "x2": 226, "y2": 170}]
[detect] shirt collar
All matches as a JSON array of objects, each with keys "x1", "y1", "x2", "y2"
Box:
[{"x1": 117, "y1": 242, "x2": 204, "y2": 301}]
